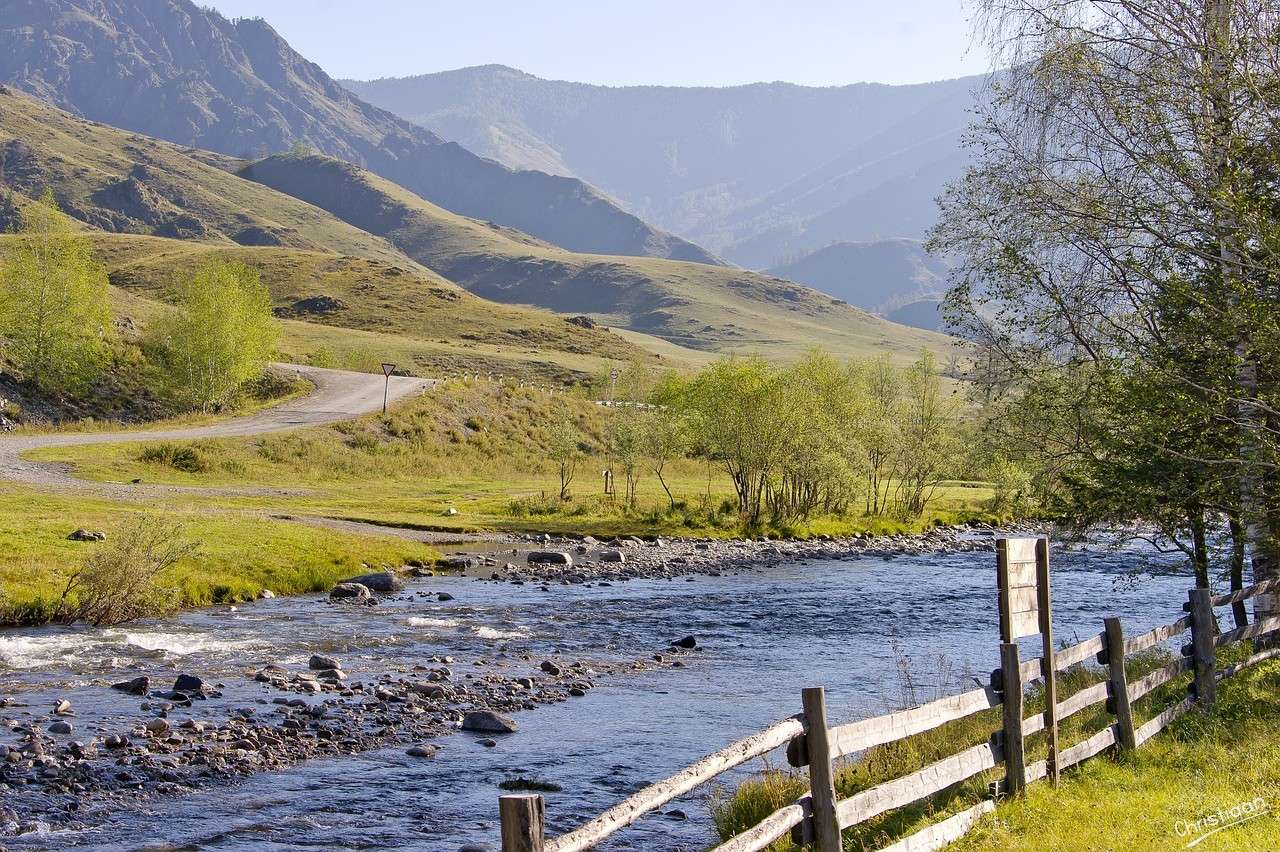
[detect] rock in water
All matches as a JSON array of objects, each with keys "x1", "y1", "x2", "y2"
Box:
[
  {"x1": 461, "y1": 710, "x2": 518, "y2": 734},
  {"x1": 173, "y1": 673, "x2": 206, "y2": 694},
  {"x1": 111, "y1": 676, "x2": 150, "y2": 695},
  {"x1": 339, "y1": 572, "x2": 404, "y2": 593},
  {"x1": 527, "y1": 551, "x2": 573, "y2": 566},
  {"x1": 145, "y1": 718, "x2": 170, "y2": 736},
  {"x1": 53, "y1": 699, "x2": 72, "y2": 715},
  {"x1": 309, "y1": 654, "x2": 341, "y2": 671},
  {"x1": 407, "y1": 744, "x2": 440, "y2": 758},
  {"x1": 329, "y1": 582, "x2": 372, "y2": 601},
  {"x1": 539, "y1": 660, "x2": 561, "y2": 676},
  {"x1": 48, "y1": 721, "x2": 73, "y2": 734},
  {"x1": 673, "y1": 636, "x2": 698, "y2": 649}
]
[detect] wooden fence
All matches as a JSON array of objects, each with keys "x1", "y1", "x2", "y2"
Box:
[{"x1": 498, "y1": 571, "x2": 1280, "y2": 852}]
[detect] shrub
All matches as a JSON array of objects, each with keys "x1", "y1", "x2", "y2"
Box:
[
  {"x1": 138, "y1": 442, "x2": 210, "y2": 473},
  {"x1": 57, "y1": 516, "x2": 197, "y2": 626}
]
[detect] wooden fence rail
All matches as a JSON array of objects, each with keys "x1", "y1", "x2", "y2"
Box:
[{"x1": 499, "y1": 565, "x2": 1280, "y2": 852}]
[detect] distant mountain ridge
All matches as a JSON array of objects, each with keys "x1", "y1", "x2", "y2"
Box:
[
  {"x1": 766, "y1": 239, "x2": 952, "y2": 314},
  {"x1": 0, "y1": 0, "x2": 718, "y2": 264},
  {"x1": 345, "y1": 64, "x2": 983, "y2": 268}
]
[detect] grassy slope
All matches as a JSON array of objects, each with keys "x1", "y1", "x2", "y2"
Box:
[
  {"x1": 0, "y1": 92, "x2": 658, "y2": 380},
  {"x1": 715, "y1": 648, "x2": 1279, "y2": 851},
  {"x1": 5, "y1": 382, "x2": 994, "y2": 624},
  {"x1": 238, "y1": 153, "x2": 957, "y2": 364}
]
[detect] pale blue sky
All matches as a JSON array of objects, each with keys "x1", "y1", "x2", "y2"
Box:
[{"x1": 205, "y1": 0, "x2": 986, "y2": 86}]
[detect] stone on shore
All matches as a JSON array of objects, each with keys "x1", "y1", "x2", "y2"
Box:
[
  {"x1": 173, "y1": 673, "x2": 207, "y2": 694},
  {"x1": 527, "y1": 551, "x2": 572, "y2": 566},
  {"x1": 462, "y1": 710, "x2": 518, "y2": 734},
  {"x1": 599, "y1": 550, "x2": 625, "y2": 563}
]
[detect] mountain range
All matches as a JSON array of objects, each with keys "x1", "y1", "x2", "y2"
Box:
[
  {"x1": 0, "y1": 0, "x2": 960, "y2": 363},
  {"x1": 345, "y1": 64, "x2": 980, "y2": 270},
  {"x1": 0, "y1": 0, "x2": 716, "y2": 264}
]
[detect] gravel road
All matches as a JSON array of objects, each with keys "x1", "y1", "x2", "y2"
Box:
[{"x1": 0, "y1": 364, "x2": 433, "y2": 493}]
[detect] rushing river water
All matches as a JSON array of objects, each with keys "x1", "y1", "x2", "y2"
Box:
[{"x1": 1, "y1": 542, "x2": 1192, "y2": 851}]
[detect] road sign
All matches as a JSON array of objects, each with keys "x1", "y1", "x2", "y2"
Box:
[{"x1": 381, "y1": 362, "x2": 396, "y2": 377}]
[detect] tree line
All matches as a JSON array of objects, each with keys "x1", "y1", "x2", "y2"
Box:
[
  {"x1": 0, "y1": 191, "x2": 278, "y2": 412},
  {"x1": 558, "y1": 350, "x2": 963, "y2": 527}
]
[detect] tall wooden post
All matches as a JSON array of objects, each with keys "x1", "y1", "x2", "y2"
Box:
[
  {"x1": 1035, "y1": 538, "x2": 1059, "y2": 785},
  {"x1": 1104, "y1": 617, "x2": 1137, "y2": 751},
  {"x1": 999, "y1": 642, "x2": 1027, "y2": 796},
  {"x1": 499, "y1": 794, "x2": 545, "y2": 852},
  {"x1": 1188, "y1": 588, "x2": 1217, "y2": 706},
  {"x1": 801, "y1": 687, "x2": 842, "y2": 852}
]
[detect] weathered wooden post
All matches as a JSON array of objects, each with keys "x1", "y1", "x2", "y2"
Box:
[
  {"x1": 800, "y1": 687, "x2": 842, "y2": 852},
  {"x1": 1188, "y1": 587, "x2": 1217, "y2": 706},
  {"x1": 1103, "y1": 617, "x2": 1137, "y2": 751},
  {"x1": 996, "y1": 537, "x2": 1052, "y2": 788},
  {"x1": 999, "y1": 642, "x2": 1027, "y2": 796},
  {"x1": 499, "y1": 794, "x2": 545, "y2": 852}
]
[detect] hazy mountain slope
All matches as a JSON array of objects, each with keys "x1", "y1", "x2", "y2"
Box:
[
  {"x1": 0, "y1": 0, "x2": 718, "y2": 264},
  {"x1": 346, "y1": 65, "x2": 982, "y2": 267},
  {"x1": 239, "y1": 152, "x2": 955, "y2": 363},
  {"x1": 0, "y1": 89, "x2": 648, "y2": 375},
  {"x1": 767, "y1": 240, "x2": 953, "y2": 314}
]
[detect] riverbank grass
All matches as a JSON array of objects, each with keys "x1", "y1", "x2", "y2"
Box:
[
  {"x1": 0, "y1": 486, "x2": 438, "y2": 625},
  {"x1": 713, "y1": 649, "x2": 1279, "y2": 851}
]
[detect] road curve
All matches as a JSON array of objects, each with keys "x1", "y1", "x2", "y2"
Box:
[{"x1": 0, "y1": 364, "x2": 434, "y2": 490}]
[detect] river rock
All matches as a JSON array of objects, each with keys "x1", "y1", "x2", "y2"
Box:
[
  {"x1": 330, "y1": 582, "x2": 372, "y2": 601},
  {"x1": 437, "y1": 557, "x2": 472, "y2": 571},
  {"x1": 173, "y1": 673, "x2": 206, "y2": 694},
  {"x1": 599, "y1": 550, "x2": 625, "y2": 563},
  {"x1": 258, "y1": 589, "x2": 276, "y2": 599},
  {"x1": 527, "y1": 551, "x2": 572, "y2": 565},
  {"x1": 340, "y1": 572, "x2": 404, "y2": 593},
  {"x1": 407, "y1": 744, "x2": 441, "y2": 758},
  {"x1": 462, "y1": 710, "x2": 518, "y2": 734},
  {"x1": 309, "y1": 654, "x2": 341, "y2": 671},
  {"x1": 437, "y1": 592, "x2": 455, "y2": 601},
  {"x1": 673, "y1": 636, "x2": 698, "y2": 649},
  {"x1": 112, "y1": 676, "x2": 150, "y2": 695},
  {"x1": 145, "y1": 719, "x2": 170, "y2": 736},
  {"x1": 47, "y1": 721, "x2": 72, "y2": 734},
  {"x1": 539, "y1": 660, "x2": 561, "y2": 676},
  {"x1": 53, "y1": 699, "x2": 72, "y2": 715}
]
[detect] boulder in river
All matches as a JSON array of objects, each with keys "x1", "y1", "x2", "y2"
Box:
[
  {"x1": 330, "y1": 582, "x2": 372, "y2": 601},
  {"x1": 599, "y1": 550, "x2": 625, "y2": 563},
  {"x1": 462, "y1": 710, "x2": 518, "y2": 734},
  {"x1": 48, "y1": 721, "x2": 72, "y2": 734},
  {"x1": 673, "y1": 636, "x2": 698, "y2": 649},
  {"x1": 540, "y1": 660, "x2": 562, "y2": 676},
  {"x1": 173, "y1": 673, "x2": 207, "y2": 694},
  {"x1": 309, "y1": 654, "x2": 341, "y2": 671},
  {"x1": 407, "y1": 743, "x2": 441, "y2": 758},
  {"x1": 527, "y1": 551, "x2": 572, "y2": 566},
  {"x1": 340, "y1": 571, "x2": 404, "y2": 593},
  {"x1": 53, "y1": 699, "x2": 72, "y2": 715},
  {"x1": 111, "y1": 676, "x2": 150, "y2": 695}
]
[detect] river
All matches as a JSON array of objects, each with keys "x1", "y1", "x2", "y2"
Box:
[{"x1": 0, "y1": 541, "x2": 1191, "y2": 851}]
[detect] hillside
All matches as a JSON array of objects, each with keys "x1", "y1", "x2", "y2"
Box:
[
  {"x1": 0, "y1": 0, "x2": 717, "y2": 264},
  {"x1": 0, "y1": 89, "x2": 651, "y2": 380},
  {"x1": 239, "y1": 152, "x2": 955, "y2": 363},
  {"x1": 766, "y1": 239, "x2": 952, "y2": 314},
  {"x1": 345, "y1": 65, "x2": 982, "y2": 267}
]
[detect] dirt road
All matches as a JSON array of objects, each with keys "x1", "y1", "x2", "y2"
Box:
[{"x1": 0, "y1": 364, "x2": 433, "y2": 491}]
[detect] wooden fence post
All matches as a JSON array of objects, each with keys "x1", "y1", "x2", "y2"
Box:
[
  {"x1": 1034, "y1": 538, "x2": 1059, "y2": 786},
  {"x1": 801, "y1": 687, "x2": 842, "y2": 852},
  {"x1": 1188, "y1": 588, "x2": 1216, "y2": 706},
  {"x1": 499, "y1": 794, "x2": 545, "y2": 852},
  {"x1": 1104, "y1": 617, "x2": 1137, "y2": 751},
  {"x1": 999, "y1": 643, "x2": 1026, "y2": 796}
]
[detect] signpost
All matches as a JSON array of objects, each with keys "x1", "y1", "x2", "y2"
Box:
[
  {"x1": 996, "y1": 537, "x2": 1059, "y2": 789},
  {"x1": 380, "y1": 362, "x2": 396, "y2": 414},
  {"x1": 608, "y1": 368, "x2": 619, "y2": 404}
]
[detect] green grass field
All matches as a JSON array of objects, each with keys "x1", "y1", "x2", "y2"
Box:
[{"x1": 3, "y1": 381, "x2": 996, "y2": 624}]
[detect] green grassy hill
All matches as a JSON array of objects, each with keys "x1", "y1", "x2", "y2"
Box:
[
  {"x1": 0, "y1": 90, "x2": 657, "y2": 381},
  {"x1": 240, "y1": 153, "x2": 956, "y2": 363}
]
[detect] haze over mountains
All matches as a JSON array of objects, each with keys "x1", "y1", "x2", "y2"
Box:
[
  {"x1": 0, "y1": 0, "x2": 715, "y2": 264},
  {"x1": 345, "y1": 65, "x2": 980, "y2": 271}
]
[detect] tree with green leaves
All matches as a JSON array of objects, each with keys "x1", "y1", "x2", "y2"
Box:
[
  {"x1": 149, "y1": 259, "x2": 278, "y2": 412},
  {"x1": 547, "y1": 417, "x2": 583, "y2": 501},
  {"x1": 0, "y1": 190, "x2": 113, "y2": 394}
]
